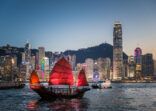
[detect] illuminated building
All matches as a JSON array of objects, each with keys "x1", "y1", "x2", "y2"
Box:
[
  {"x1": 43, "y1": 57, "x2": 50, "y2": 81},
  {"x1": 123, "y1": 59, "x2": 128, "y2": 78},
  {"x1": 68, "y1": 55, "x2": 76, "y2": 71},
  {"x1": 25, "y1": 42, "x2": 31, "y2": 63},
  {"x1": 93, "y1": 71, "x2": 99, "y2": 82},
  {"x1": 31, "y1": 56, "x2": 36, "y2": 69},
  {"x1": 134, "y1": 47, "x2": 142, "y2": 64},
  {"x1": 19, "y1": 64, "x2": 27, "y2": 82},
  {"x1": 96, "y1": 58, "x2": 111, "y2": 80},
  {"x1": 35, "y1": 52, "x2": 39, "y2": 69},
  {"x1": 0, "y1": 55, "x2": 18, "y2": 81},
  {"x1": 45, "y1": 51, "x2": 53, "y2": 69},
  {"x1": 38, "y1": 47, "x2": 45, "y2": 66},
  {"x1": 113, "y1": 21, "x2": 123, "y2": 80},
  {"x1": 38, "y1": 57, "x2": 49, "y2": 81},
  {"x1": 154, "y1": 60, "x2": 156, "y2": 76},
  {"x1": 142, "y1": 53, "x2": 154, "y2": 77},
  {"x1": 134, "y1": 47, "x2": 142, "y2": 79},
  {"x1": 37, "y1": 47, "x2": 46, "y2": 81},
  {"x1": 85, "y1": 58, "x2": 94, "y2": 81},
  {"x1": 22, "y1": 52, "x2": 25, "y2": 64},
  {"x1": 24, "y1": 42, "x2": 32, "y2": 81},
  {"x1": 127, "y1": 56, "x2": 135, "y2": 78}
]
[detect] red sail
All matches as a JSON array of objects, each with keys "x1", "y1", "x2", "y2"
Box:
[
  {"x1": 77, "y1": 69, "x2": 88, "y2": 86},
  {"x1": 49, "y1": 57, "x2": 74, "y2": 85},
  {"x1": 30, "y1": 70, "x2": 41, "y2": 89},
  {"x1": 30, "y1": 70, "x2": 40, "y2": 84}
]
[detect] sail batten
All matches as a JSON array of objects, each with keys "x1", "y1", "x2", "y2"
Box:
[{"x1": 49, "y1": 57, "x2": 74, "y2": 85}]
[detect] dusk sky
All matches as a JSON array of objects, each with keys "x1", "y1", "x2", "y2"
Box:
[{"x1": 0, "y1": 0, "x2": 156, "y2": 58}]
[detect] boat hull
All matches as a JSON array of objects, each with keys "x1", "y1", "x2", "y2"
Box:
[
  {"x1": 31, "y1": 86, "x2": 89, "y2": 100},
  {"x1": 91, "y1": 83, "x2": 112, "y2": 89}
]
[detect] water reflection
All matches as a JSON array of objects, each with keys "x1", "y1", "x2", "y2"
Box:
[
  {"x1": 2, "y1": 83, "x2": 156, "y2": 111},
  {"x1": 27, "y1": 100, "x2": 39, "y2": 110},
  {"x1": 26, "y1": 98, "x2": 89, "y2": 111}
]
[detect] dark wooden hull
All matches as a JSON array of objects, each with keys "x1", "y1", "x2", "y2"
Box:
[{"x1": 32, "y1": 86, "x2": 89, "y2": 100}]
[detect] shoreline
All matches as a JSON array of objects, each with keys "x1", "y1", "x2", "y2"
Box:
[
  {"x1": 111, "y1": 80, "x2": 156, "y2": 83},
  {"x1": 0, "y1": 82, "x2": 25, "y2": 90}
]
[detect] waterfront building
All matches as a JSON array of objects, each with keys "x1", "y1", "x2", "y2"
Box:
[
  {"x1": 93, "y1": 70, "x2": 100, "y2": 82},
  {"x1": 38, "y1": 47, "x2": 45, "y2": 66},
  {"x1": 127, "y1": 56, "x2": 135, "y2": 78},
  {"x1": 0, "y1": 56, "x2": 5, "y2": 81},
  {"x1": 71, "y1": 55, "x2": 76, "y2": 71},
  {"x1": 134, "y1": 47, "x2": 142, "y2": 79},
  {"x1": 0, "y1": 55, "x2": 19, "y2": 81},
  {"x1": 45, "y1": 51, "x2": 53, "y2": 69},
  {"x1": 35, "y1": 52, "x2": 39, "y2": 70},
  {"x1": 25, "y1": 42, "x2": 31, "y2": 63},
  {"x1": 154, "y1": 60, "x2": 156, "y2": 76},
  {"x1": 142, "y1": 53, "x2": 154, "y2": 77},
  {"x1": 123, "y1": 59, "x2": 128, "y2": 78},
  {"x1": 19, "y1": 64, "x2": 27, "y2": 82},
  {"x1": 23, "y1": 42, "x2": 32, "y2": 81},
  {"x1": 44, "y1": 57, "x2": 50, "y2": 81},
  {"x1": 96, "y1": 58, "x2": 111, "y2": 80},
  {"x1": 67, "y1": 55, "x2": 76, "y2": 71},
  {"x1": 37, "y1": 47, "x2": 45, "y2": 81},
  {"x1": 85, "y1": 58, "x2": 94, "y2": 81},
  {"x1": 134, "y1": 47, "x2": 142, "y2": 64},
  {"x1": 31, "y1": 56, "x2": 36, "y2": 70},
  {"x1": 113, "y1": 21, "x2": 123, "y2": 80},
  {"x1": 22, "y1": 52, "x2": 26, "y2": 64}
]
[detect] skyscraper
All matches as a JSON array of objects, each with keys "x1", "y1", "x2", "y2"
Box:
[
  {"x1": 134, "y1": 47, "x2": 142, "y2": 64},
  {"x1": 25, "y1": 42, "x2": 31, "y2": 63},
  {"x1": 38, "y1": 47, "x2": 45, "y2": 81},
  {"x1": 85, "y1": 58, "x2": 94, "y2": 81},
  {"x1": 134, "y1": 47, "x2": 142, "y2": 79},
  {"x1": 113, "y1": 22, "x2": 123, "y2": 80},
  {"x1": 24, "y1": 42, "x2": 32, "y2": 81},
  {"x1": 142, "y1": 53, "x2": 154, "y2": 77},
  {"x1": 38, "y1": 47, "x2": 45, "y2": 65},
  {"x1": 127, "y1": 56, "x2": 135, "y2": 78}
]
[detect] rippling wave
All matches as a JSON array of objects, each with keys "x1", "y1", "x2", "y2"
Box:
[{"x1": 1, "y1": 83, "x2": 156, "y2": 111}]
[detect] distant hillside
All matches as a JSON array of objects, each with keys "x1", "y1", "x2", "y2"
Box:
[{"x1": 63, "y1": 43, "x2": 128, "y2": 63}]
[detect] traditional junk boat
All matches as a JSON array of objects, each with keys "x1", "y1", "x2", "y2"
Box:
[{"x1": 30, "y1": 57, "x2": 90, "y2": 100}]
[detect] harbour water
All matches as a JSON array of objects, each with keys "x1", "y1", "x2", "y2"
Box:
[{"x1": 1, "y1": 83, "x2": 156, "y2": 111}]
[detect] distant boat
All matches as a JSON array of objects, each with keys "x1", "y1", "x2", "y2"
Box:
[
  {"x1": 91, "y1": 80, "x2": 112, "y2": 89},
  {"x1": 91, "y1": 83, "x2": 100, "y2": 89},
  {"x1": 30, "y1": 57, "x2": 90, "y2": 100},
  {"x1": 101, "y1": 79, "x2": 112, "y2": 89}
]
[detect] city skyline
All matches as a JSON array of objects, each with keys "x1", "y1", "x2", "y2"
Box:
[{"x1": 0, "y1": 0, "x2": 156, "y2": 58}]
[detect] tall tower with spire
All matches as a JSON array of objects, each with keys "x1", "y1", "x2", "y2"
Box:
[
  {"x1": 24, "y1": 41, "x2": 32, "y2": 81},
  {"x1": 25, "y1": 41, "x2": 31, "y2": 63},
  {"x1": 113, "y1": 21, "x2": 123, "y2": 80}
]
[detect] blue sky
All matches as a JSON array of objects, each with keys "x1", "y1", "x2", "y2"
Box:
[{"x1": 0, "y1": 0, "x2": 156, "y2": 58}]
